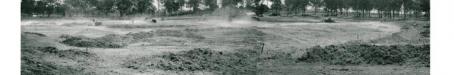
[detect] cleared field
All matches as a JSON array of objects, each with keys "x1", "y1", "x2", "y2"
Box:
[{"x1": 21, "y1": 17, "x2": 428, "y2": 75}]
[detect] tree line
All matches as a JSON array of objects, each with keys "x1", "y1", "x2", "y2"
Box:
[{"x1": 21, "y1": 0, "x2": 429, "y2": 18}]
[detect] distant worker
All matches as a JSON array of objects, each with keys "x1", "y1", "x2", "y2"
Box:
[
  {"x1": 151, "y1": 19, "x2": 157, "y2": 23},
  {"x1": 145, "y1": 17, "x2": 157, "y2": 23}
]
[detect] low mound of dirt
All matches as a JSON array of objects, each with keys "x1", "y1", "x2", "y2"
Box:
[
  {"x1": 60, "y1": 35, "x2": 129, "y2": 48},
  {"x1": 22, "y1": 31, "x2": 102, "y2": 75},
  {"x1": 123, "y1": 48, "x2": 261, "y2": 74},
  {"x1": 156, "y1": 29, "x2": 205, "y2": 40},
  {"x1": 24, "y1": 32, "x2": 47, "y2": 37},
  {"x1": 21, "y1": 46, "x2": 99, "y2": 75},
  {"x1": 60, "y1": 29, "x2": 205, "y2": 48},
  {"x1": 298, "y1": 44, "x2": 430, "y2": 66},
  {"x1": 107, "y1": 25, "x2": 189, "y2": 29},
  {"x1": 21, "y1": 32, "x2": 68, "y2": 48}
]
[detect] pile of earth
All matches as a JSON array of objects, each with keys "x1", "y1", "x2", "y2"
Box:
[
  {"x1": 21, "y1": 32, "x2": 100, "y2": 75},
  {"x1": 59, "y1": 29, "x2": 205, "y2": 48}
]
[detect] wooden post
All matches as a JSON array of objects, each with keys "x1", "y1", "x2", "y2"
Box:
[{"x1": 261, "y1": 42, "x2": 265, "y2": 54}]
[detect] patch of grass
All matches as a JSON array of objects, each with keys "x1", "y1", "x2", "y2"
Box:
[{"x1": 298, "y1": 44, "x2": 430, "y2": 66}]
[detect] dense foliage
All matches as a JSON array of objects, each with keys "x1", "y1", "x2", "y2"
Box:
[{"x1": 21, "y1": 0, "x2": 430, "y2": 18}]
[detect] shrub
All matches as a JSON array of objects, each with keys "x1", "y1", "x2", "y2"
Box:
[{"x1": 298, "y1": 44, "x2": 430, "y2": 66}]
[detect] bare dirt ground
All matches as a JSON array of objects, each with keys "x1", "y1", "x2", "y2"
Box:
[{"x1": 21, "y1": 16, "x2": 428, "y2": 75}]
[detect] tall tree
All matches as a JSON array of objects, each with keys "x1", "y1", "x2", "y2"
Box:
[
  {"x1": 359, "y1": 0, "x2": 372, "y2": 17},
  {"x1": 402, "y1": 0, "x2": 417, "y2": 18},
  {"x1": 135, "y1": 0, "x2": 155, "y2": 14},
  {"x1": 221, "y1": 0, "x2": 243, "y2": 7},
  {"x1": 342, "y1": 0, "x2": 352, "y2": 16},
  {"x1": 285, "y1": 0, "x2": 309, "y2": 16},
  {"x1": 204, "y1": 0, "x2": 218, "y2": 10},
  {"x1": 245, "y1": 0, "x2": 262, "y2": 9},
  {"x1": 163, "y1": 0, "x2": 181, "y2": 15},
  {"x1": 309, "y1": 0, "x2": 323, "y2": 15},
  {"x1": 270, "y1": 0, "x2": 283, "y2": 15},
  {"x1": 95, "y1": 0, "x2": 115, "y2": 16},
  {"x1": 64, "y1": 0, "x2": 97, "y2": 16},
  {"x1": 419, "y1": 0, "x2": 430, "y2": 17},
  {"x1": 254, "y1": 4, "x2": 269, "y2": 17},
  {"x1": 324, "y1": 0, "x2": 343, "y2": 16},
  {"x1": 187, "y1": 0, "x2": 201, "y2": 11},
  {"x1": 21, "y1": 0, "x2": 35, "y2": 15},
  {"x1": 176, "y1": 0, "x2": 186, "y2": 11},
  {"x1": 389, "y1": 0, "x2": 403, "y2": 18},
  {"x1": 370, "y1": 0, "x2": 386, "y2": 18},
  {"x1": 38, "y1": 0, "x2": 65, "y2": 17},
  {"x1": 116, "y1": 0, "x2": 134, "y2": 17},
  {"x1": 350, "y1": 0, "x2": 373, "y2": 17}
]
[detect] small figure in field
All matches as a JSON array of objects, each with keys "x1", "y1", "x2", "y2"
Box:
[
  {"x1": 151, "y1": 19, "x2": 157, "y2": 23},
  {"x1": 145, "y1": 17, "x2": 157, "y2": 23},
  {"x1": 92, "y1": 19, "x2": 102, "y2": 26}
]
